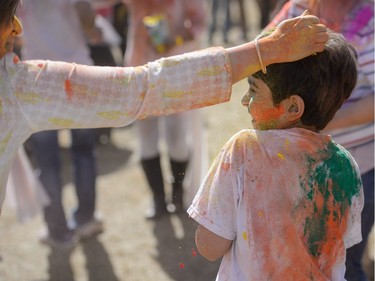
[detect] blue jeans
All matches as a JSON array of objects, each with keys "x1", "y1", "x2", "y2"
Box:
[
  {"x1": 345, "y1": 169, "x2": 374, "y2": 281},
  {"x1": 30, "y1": 129, "x2": 98, "y2": 241}
]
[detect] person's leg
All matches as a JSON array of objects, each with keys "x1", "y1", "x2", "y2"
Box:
[
  {"x1": 138, "y1": 118, "x2": 167, "y2": 219},
  {"x1": 223, "y1": 0, "x2": 231, "y2": 43},
  {"x1": 256, "y1": 0, "x2": 272, "y2": 29},
  {"x1": 237, "y1": 0, "x2": 248, "y2": 41},
  {"x1": 345, "y1": 169, "x2": 374, "y2": 281},
  {"x1": 165, "y1": 113, "x2": 190, "y2": 212},
  {"x1": 71, "y1": 129, "x2": 98, "y2": 226},
  {"x1": 30, "y1": 131, "x2": 72, "y2": 242},
  {"x1": 209, "y1": 0, "x2": 220, "y2": 44}
]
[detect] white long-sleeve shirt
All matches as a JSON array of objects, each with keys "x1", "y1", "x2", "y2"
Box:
[{"x1": 0, "y1": 47, "x2": 232, "y2": 210}]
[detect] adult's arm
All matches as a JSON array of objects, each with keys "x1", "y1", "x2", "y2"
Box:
[
  {"x1": 324, "y1": 95, "x2": 374, "y2": 131},
  {"x1": 6, "y1": 14, "x2": 327, "y2": 133}
]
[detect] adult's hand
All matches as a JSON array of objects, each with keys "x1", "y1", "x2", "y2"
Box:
[
  {"x1": 226, "y1": 13, "x2": 328, "y2": 83},
  {"x1": 263, "y1": 14, "x2": 329, "y2": 64}
]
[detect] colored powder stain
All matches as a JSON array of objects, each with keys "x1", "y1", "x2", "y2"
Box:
[
  {"x1": 161, "y1": 59, "x2": 180, "y2": 67},
  {"x1": 284, "y1": 138, "x2": 290, "y2": 149},
  {"x1": 37, "y1": 63, "x2": 44, "y2": 68},
  {"x1": 163, "y1": 91, "x2": 192, "y2": 99},
  {"x1": 65, "y1": 79, "x2": 73, "y2": 100},
  {"x1": 179, "y1": 263, "x2": 185, "y2": 269},
  {"x1": 277, "y1": 152, "x2": 285, "y2": 160},
  {"x1": 221, "y1": 162, "x2": 230, "y2": 171},
  {"x1": 257, "y1": 210, "x2": 263, "y2": 218},
  {"x1": 252, "y1": 105, "x2": 285, "y2": 130},
  {"x1": 97, "y1": 111, "x2": 123, "y2": 120},
  {"x1": 192, "y1": 248, "x2": 197, "y2": 256},
  {"x1": 0, "y1": 132, "x2": 12, "y2": 155},
  {"x1": 197, "y1": 66, "x2": 223, "y2": 76},
  {"x1": 242, "y1": 231, "x2": 248, "y2": 240},
  {"x1": 301, "y1": 141, "x2": 362, "y2": 258},
  {"x1": 13, "y1": 55, "x2": 20, "y2": 64}
]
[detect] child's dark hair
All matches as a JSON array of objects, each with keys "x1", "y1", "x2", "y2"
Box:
[
  {"x1": 0, "y1": 0, "x2": 20, "y2": 26},
  {"x1": 253, "y1": 31, "x2": 358, "y2": 131}
]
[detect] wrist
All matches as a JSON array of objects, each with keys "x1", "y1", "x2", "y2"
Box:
[
  {"x1": 257, "y1": 37, "x2": 279, "y2": 67},
  {"x1": 254, "y1": 38, "x2": 267, "y2": 74}
]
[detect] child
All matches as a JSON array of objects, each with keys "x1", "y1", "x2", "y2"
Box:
[{"x1": 188, "y1": 31, "x2": 364, "y2": 281}]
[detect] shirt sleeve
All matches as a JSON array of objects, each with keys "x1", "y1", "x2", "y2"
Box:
[
  {"x1": 343, "y1": 158, "x2": 365, "y2": 249},
  {"x1": 5, "y1": 46, "x2": 232, "y2": 133},
  {"x1": 188, "y1": 134, "x2": 243, "y2": 241}
]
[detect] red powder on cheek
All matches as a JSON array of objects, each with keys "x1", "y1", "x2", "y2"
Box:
[{"x1": 252, "y1": 105, "x2": 285, "y2": 124}]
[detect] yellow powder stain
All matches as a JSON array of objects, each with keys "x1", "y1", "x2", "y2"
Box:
[
  {"x1": 115, "y1": 75, "x2": 133, "y2": 87},
  {"x1": 15, "y1": 92, "x2": 49, "y2": 104},
  {"x1": 97, "y1": 111, "x2": 123, "y2": 120},
  {"x1": 242, "y1": 232, "x2": 248, "y2": 240},
  {"x1": 258, "y1": 210, "x2": 264, "y2": 218},
  {"x1": 161, "y1": 59, "x2": 180, "y2": 67},
  {"x1": 0, "y1": 132, "x2": 11, "y2": 155},
  {"x1": 277, "y1": 152, "x2": 285, "y2": 160},
  {"x1": 284, "y1": 138, "x2": 290, "y2": 149},
  {"x1": 163, "y1": 91, "x2": 192, "y2": 98},
  {"x1": 197, "y1": 66, "x2": 223, "y2": 76},
  {"x1": 48, "y1": 118, "x2": 76, "y2": 127},
  {"x1": 134, "y1": 66, "x2": 145, "y2": 75}
]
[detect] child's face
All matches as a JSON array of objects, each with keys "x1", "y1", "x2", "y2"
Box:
[{"x1": 241, "y1": 77, "x2": 286, "y2": 130}]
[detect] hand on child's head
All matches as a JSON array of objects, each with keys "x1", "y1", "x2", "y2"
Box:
[{"x1": 269, "y1": 15, "x2": 328, "y2": 63}]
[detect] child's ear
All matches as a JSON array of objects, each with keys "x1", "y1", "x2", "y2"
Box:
[{"x1": 284, "y1": 95, "x2": 304, "y2": 121}]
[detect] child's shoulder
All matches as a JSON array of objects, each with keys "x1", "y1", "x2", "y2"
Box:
[
  {"x1": 229, "y1": 129, "x2": 290, "y2": 148},
  {"x1": 232, "y1": 128, "x2": 300, "y2": 140}
]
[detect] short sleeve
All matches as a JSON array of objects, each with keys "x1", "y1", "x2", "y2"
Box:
[
  {"x1": 188, "y1": 135, "x2": 243, "y2": 241},
  {"x1": 343, "y1": 158, "x2": 365, "y2": 249}
]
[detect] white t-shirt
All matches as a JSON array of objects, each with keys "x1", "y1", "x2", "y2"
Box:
[{"x1": 188, "y1": 128, "x2": 364, "y2": 281}]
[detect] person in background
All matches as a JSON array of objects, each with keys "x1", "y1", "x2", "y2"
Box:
[
  {"x1": 209, "y1": 0, "x2": 248, "y2": 44},
  {"x1": 255, "y1": 0, "x2": 288, "y2": 29},
  {"x1": 0, "y1": 0, "x2": 328, "y2": 248},
  {"x1": 18, "y1": 0, "x2": 106, "y2": 249},
  {"x1": 124, "y1": 0, "x2": 208, "y2": 219},
  {"x1": 268, "y1": 1, "x2": 374, "y2": 280},
  {"x1": 189, "y1": 30, "x2": 362, "y2": 281}
]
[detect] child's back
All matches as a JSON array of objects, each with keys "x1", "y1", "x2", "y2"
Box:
[{"x1": 193, "y1": 128, "x2": 362, "y2": 280}]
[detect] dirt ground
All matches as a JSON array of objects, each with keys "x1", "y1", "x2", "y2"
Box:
[{"x1": 0, "y1": 1, "x2": 373, "y2": 280}]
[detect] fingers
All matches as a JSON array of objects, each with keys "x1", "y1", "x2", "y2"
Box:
[
  {"x1": 293, "y1": 15, "x2": 321, "y2": 28},
  {"x1": 314, "y1": 26, "x2": 329, "y2": 41},
  {"x1": 313, "y1": 42, "x2": 327, "y2": 53},
  {"x1": 314, "y1": 23, "x2": 328, "y2": 33}
]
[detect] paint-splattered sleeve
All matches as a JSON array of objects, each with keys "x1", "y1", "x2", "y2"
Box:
[
  {"x1": 5, "y1": 47, "x2": 231, "y2": 132},
  {"x1": 343, "y1": 156, "x2": 364, "y2": 249},
  {"x1": 188, "y1": 133, "x2": 243, "y2": 241}
]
